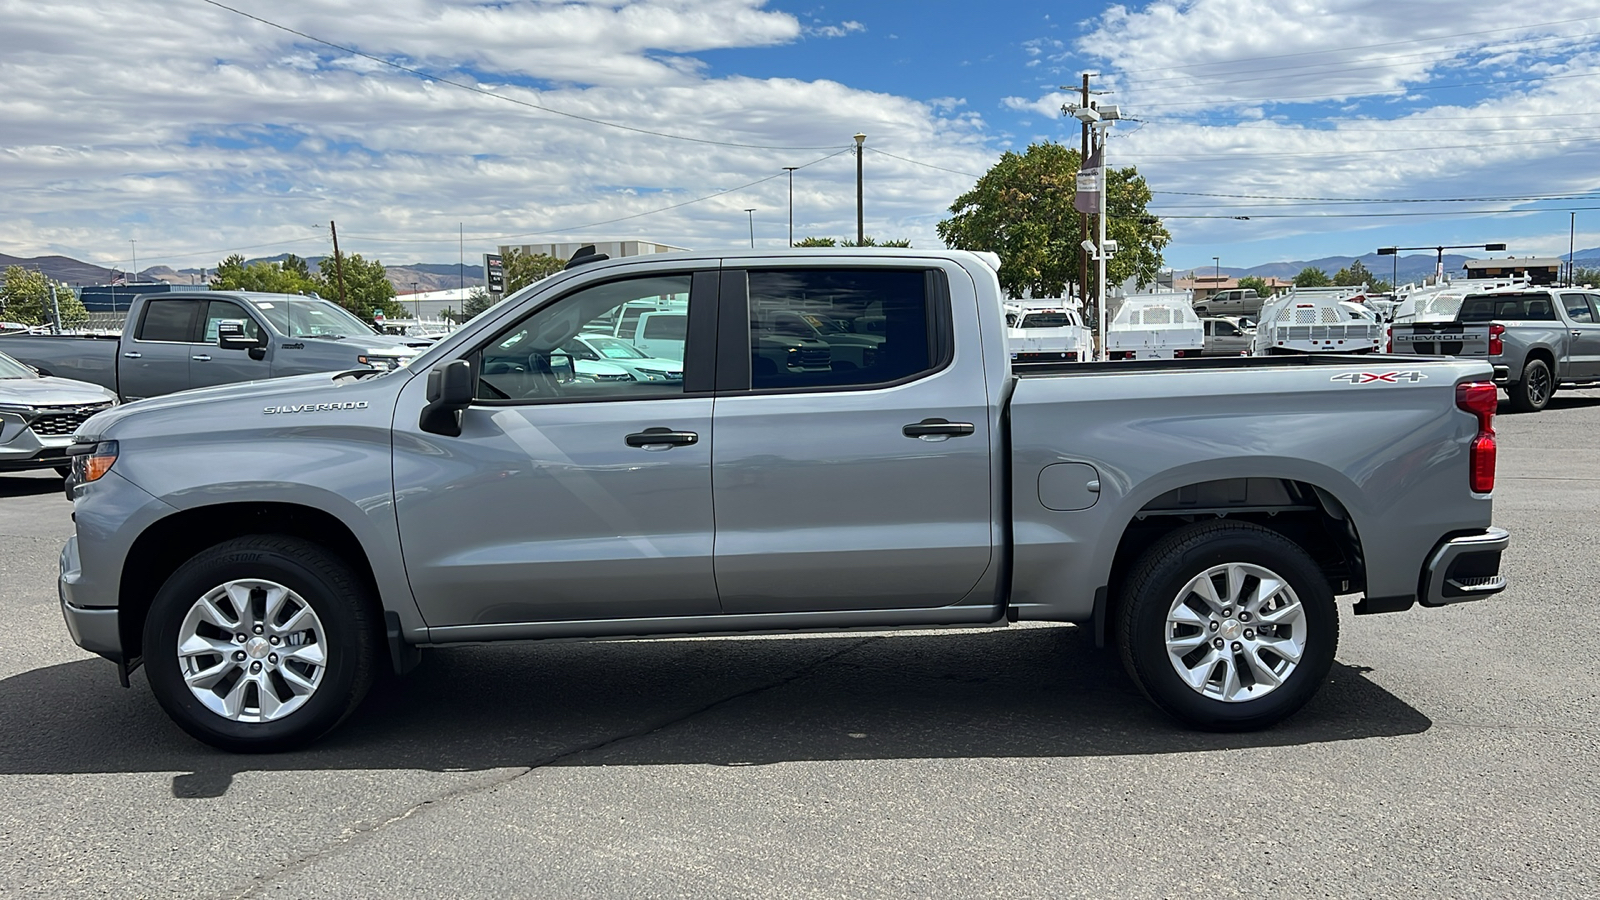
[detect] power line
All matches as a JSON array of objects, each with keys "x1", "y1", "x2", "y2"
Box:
[
  {"x1": 1134, "y1": 67, "x2": 1600, "y2": 111},
  {"x1": 1151, "y1": 189, "x2": 1600, "y2": 203},
  {"x1": 1161, "y1": 205, "x2": 1600, "y2": 219},
  {"x1": 1122, "y1": 132, "x2": 1600, "y2": 161},
  {"x1": 198, "y1": 0, "x2": 845, "y2": 152},
  {"x1": 864, "y1": 147, "x2": 983, "y2": 178},
  {"x1": 1110, "y1": 13, "x2": 1600, "y2": 76}
]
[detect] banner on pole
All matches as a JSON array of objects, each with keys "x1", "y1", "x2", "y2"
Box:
[{"x1": 1073, "y1": 147, "x2": 1103, "y2": 215}]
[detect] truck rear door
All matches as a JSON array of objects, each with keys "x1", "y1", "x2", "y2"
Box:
[
  {"x1": 120, "y1": 297, "x2": 201, "y2": 400},
  {"x1": 709, "y1": 263, "x2": 995, "y2": 614}
]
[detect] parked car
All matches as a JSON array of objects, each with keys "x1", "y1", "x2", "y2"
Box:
[
  {"x1": 761, "y1": 308, "x2": 886, "y2": 370},
  {"x1": 1251, "y1": 286, "x2": 1381, "y2": 355},
  {"x1": 563, "y1": 333, "x2": 683, "y2": 383},
  {"x1": 1389, "y1": 286, "x2": 1600, "y2": 412},
  {"x1": 1106, "y1": 293, "x2": 1205, "y2": 359},
  {"x1": 0, "y1": 292, "x2": 426, "y2": 402},
  {"x1": 1005, "y1": 300, "x2": 1093, "y2": 363},
  {"x1": 0, "y1": 349, "x2": 116, "y2": 477},
  {"x1": 1193, "y1": 287, "x2": 1263, "y2": 318},
  {"x1": 57, "y1": 248, "x2": 1508, "y2": 752},
  {"x1": 1200, "y1": 317, "x2": 1252, "y2": 357}
]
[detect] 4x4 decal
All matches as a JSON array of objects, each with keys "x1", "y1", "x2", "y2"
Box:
[{"x1": 1330, "y1": 371, "x2": 1428, "y2": 384}]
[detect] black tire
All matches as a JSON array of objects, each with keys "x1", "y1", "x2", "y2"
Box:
[
  {"x1": 1117, "y1": 521, "x2": 1338, "y2": 731},
  {"x1": 143, "y1": 535, "x2": 380, "y2": 752},
  {"x1": 1508, "y1": 358, "x2": 1553, "y2": 413}
]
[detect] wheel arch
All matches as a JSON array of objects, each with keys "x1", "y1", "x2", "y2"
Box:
[
  {"x1": 117, "y1": 502, "x2": 385, "y2": 667},
  {"x1": 1095, "y1": 476, "x2": 1364, "y2": 647}
]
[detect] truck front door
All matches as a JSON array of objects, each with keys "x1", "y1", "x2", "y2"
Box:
[
  {"x1": 190, "y1": 299, "x2": 273, "y2": 389},
  {"x1": 710, "y1": 265, "x2": 995, "y2": 614},
  {"x1": 1560, "y1": 293, "x2": 1600, "y2": 379},
  {"x1": 393, "y1": 267, "x2": 721, "y2": 627}
]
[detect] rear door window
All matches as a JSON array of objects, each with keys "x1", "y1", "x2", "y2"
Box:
[
  {"x1": 136, "y1": 299, "x2": 199, "y2": 342},
  {"x1": 1562, "y1": 293, "x2": 1595, "y2": 323}
]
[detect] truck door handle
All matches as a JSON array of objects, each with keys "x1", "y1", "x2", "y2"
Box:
[
  {"x1": 902, "y1": 418, "x2": 976, "y2": 439},
  {"x1": 192, "y1": 354, "x2": 212, "y2": 361},
  {"x1": 122, "y1": 351, "x2": 142, "y2": 359},
  {"x1": 625, "y1": 427, "x2": 698, "y2": 449}
]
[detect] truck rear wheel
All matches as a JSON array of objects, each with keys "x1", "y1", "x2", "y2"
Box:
[
  {"x1": 142, "y1": 536, "x2": 380, "y2": 752},
  {"x1": 1117, "y1": 521, "x2": 1337, "y2": 731},
  {"x1": 1508, "y1": 358, "x2": 1553, "y2": 412}
]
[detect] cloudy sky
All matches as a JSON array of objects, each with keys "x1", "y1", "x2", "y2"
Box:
[{"x1": 4, "y1": 0, "x2": 1600, "y2": 275}]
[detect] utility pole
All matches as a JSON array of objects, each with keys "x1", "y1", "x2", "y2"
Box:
[
  {"x1": 854, "y1": 133, "x2": 866, "y2": 245},
  {"x1": 411, "y1": 281, "x2": 420, "y2": 319},
  {"x1": 49, "y1": 284, "x2": 62, "y2": 334},
  {"x1": 329, "y1": 219, "x2": 349, "y2": 309},
  {"x1": 783, "y1": 166, "x2": 798, "y2": 246},
  {"x1": 1570, "y1": 212, "x2": 1577, "y2": 286},
  {"x1": 1079, "y1": 73, "x2": 1090, "y2": 305}
]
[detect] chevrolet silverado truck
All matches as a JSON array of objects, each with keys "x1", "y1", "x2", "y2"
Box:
[
  {"x1": 56, "y1": 249, "x2": 1510, "y2": 752},
  {"x1": 1389, "y1": 286, "x2": 1600, "y2": 412},
  {"x1": 0, "y1": 291, "x2": 425, "y2": 402}
]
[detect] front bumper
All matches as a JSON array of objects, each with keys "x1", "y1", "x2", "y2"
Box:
[
  {"x1": 0, "y1": 430, "x2": 73, "y2": 471},
  {"x1": 59, "y1": 534, "x2": 123, "y2": 661},
  {"x1": 1419, "y1": 526, "x2": 1511, "y2": 607}
]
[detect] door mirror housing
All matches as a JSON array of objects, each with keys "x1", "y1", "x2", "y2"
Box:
[
  {"x1": 217, "y1": 321, "x2": 268, "y2": 360},
  {"x1": 420, "y1": 359, "x2": 474, "y2": 436}
]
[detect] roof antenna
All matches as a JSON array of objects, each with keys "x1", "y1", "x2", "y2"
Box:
[{"x1": 565, "y1": 245, "x2": 611, "y2": 270}]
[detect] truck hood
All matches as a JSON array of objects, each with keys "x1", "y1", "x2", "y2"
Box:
[
  {"x1": 80, "y1": 370, "x2": 390, "y2": 437},
  {"x1": 361, "y1": 333, "x2": 433, "y2": 352},
  {"x1": 0, "y1": 375, "x2": 118, "y2": 408}
]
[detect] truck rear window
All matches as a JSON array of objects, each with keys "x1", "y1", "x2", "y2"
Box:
[{"x1": 1458, "y1": 294, "x2": 1558, "y2": 322}]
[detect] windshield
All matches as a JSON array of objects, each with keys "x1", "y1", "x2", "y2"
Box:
[
  {"x1": 246, "y1": 297, "x2": 379, "y2": 339},
  {"x1": 0, "y1": 351, "x2": 37, "y2": 379},
  {"x1": 1020, "y1": 312, "x2": 1074, "y2": 328},
  {"x1": 584, "y1": 335, "x2": 649, "y2": 359}
]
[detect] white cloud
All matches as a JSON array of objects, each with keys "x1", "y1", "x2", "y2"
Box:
[
  {"x1": 0, "y1": 0, "x2": 984, "y2": 268},
  {"x1": 809, "y1": 20, "x2": 866, "y2": 39},
  {"x1": 1000, "y1": 0, "x2": 1600, "y2": 257}
]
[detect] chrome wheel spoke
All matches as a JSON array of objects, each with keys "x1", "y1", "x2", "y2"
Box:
[
  {"x1": 1164, "y1": 561, "x2": 1304, "y2": 703},
  {"x1": 176, "y1": 578, "x2": 326, "y2": 723}
]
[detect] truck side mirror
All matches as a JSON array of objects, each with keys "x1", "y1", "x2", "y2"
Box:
[
  {"x1": 420, "y1": 359, "x2": 474, "y2": 437},
  {"x1": 217, "y1": 321, "x2": 267, "y2": 360}
]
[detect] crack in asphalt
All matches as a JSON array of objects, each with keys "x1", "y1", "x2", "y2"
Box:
[{"x1": 227, "y1": 635, "x2": 881, "y2": 899}]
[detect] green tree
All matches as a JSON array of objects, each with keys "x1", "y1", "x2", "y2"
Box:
[
  {"x1": 1293, "y1": 267, "x2": 1332, "y2": 288},
  {"x1": 461, "y1": 288, "x2": 497, "y2": 320},
  {"x1": 1574, "y1": 266, "x2": 1600, "y2": 285},
  {"x1": 503, "y1": 249, "x2": 566, "y2": 295},
  {"x1": 795, "y1": 236, "x2": 912, "y2": 247},
  {"x1": 937, "y1": 142, "x2": 1169, "y2": 299},
  {"x1": 210, "y1": 254, "x2": 319, "y2": 295},
  {"x1": 1333, "y1": 259, "x2": 1377, "y2": 288},
  {"x1": 312, "y1": 253, "x2": 403, "y2": 320},
  {"x1": 1236, "y1": 275, "x2": 1270, "y2": 296},
  {"x1": 0, "y1": 266, "x2": 89, "y2": 328}
]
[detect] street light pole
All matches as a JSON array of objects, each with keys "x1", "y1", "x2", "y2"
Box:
[
  {"x1": 744, "y1": 209, "x2": 756, "y2": 249},
  {"x1": 129, "y1": 239, "x2": 137, "y2": 283},
  {"x1": 853, "y1": 133, "x2": 866, "y2": 246},
  {"x1": 1570, "y1": 212, "x2": 1577, "y2": 286},
  {"x1": 1212, "y1": 256, "x2": 1220, "y2": 298},
  {"x1": 783, "y1": 167, "x2": 797, "y2": 247},
  {"x1": 1377, "y1": 242, "x2": 1507, "y2": 287},
  {"x1": 411, "y1": 281, "x2": 420, "y2": 319}
]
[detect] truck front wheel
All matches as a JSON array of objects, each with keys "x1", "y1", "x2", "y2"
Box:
[
  {"x1": 1117, "y1": 521, "x2": 1337, "y2": 731},
  {"x1": 142, "y1": 535, "x2": 380, "y2": 752},
  {"x1": 1508, "y1": 358, "x2": 1553, "y2": 412}
]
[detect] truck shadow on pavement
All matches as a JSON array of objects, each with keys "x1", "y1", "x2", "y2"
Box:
[
  {"x1": 0, "y1": 625, "x2": 1430, "y2": 798},
  {"x1": 0, "y1": 474, "x2": 64, "y2": 498}
]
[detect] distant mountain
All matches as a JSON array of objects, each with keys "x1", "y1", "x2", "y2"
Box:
[
  {"x1": 2, "y1": 251, "x2": 485, "y2": 294},
  {"x1": 1178, "y1": 252, "x2": 1517, "y2": 286}
]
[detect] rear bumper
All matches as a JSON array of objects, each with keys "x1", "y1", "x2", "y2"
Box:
[
  {"x1": 1419, "y1": 526, "x2": 1510, "y2": 607},
  {"x1": 1493, "y1": 365, "x2": 1510, "y2": 383}
]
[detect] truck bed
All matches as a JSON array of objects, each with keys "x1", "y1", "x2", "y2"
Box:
[{"x1": 1012, "y1": 351, "x2": 1432, "y2": 377}]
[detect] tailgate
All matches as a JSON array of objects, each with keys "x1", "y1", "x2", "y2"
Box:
[{"x1": 1390, "y1": 322, "x2": 1488, "y2": 357}]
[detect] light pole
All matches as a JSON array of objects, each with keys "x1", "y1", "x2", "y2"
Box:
[
  {"x1": 744, "y1": 209, "x2": 756, "y2": 249},
  {"x1": 782, "y1": 166, "x2": 798, "y2": 247},
  {"x1": 1377, "y1": 242, "x2": 1507, "y2": 285},
  {"x1": 1570, "y1": 212, "x2": 1577, "y2": 286},
  {"x1": 411, "y1": 281, "x2": 420, "y2": 319},
  {"x1": 129, "y1": 239, "x2": 137, "y2": 283},
  {"x1": 1212, "y1": 256, "x2": 1221, "y2": 299},
  {"x1": 853, "y1": 132, "x2": 866, "y2": 246}
]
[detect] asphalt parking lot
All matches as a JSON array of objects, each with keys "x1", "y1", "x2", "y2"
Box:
[{"x1": 2, "y1": 393, "x2": 1597, "y2": 899}]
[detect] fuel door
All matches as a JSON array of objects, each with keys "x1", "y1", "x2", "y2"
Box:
[{"x1": 1038, "y1": 462, "x2": 1101, "y2": 511}]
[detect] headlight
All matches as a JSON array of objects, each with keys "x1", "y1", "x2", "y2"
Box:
[{"x1": 67, "y1": 439, "x2": 118, "y2": 485}]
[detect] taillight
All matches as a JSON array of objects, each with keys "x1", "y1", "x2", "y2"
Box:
[
  {"x1": 1385, "y1": 326, "x2": 1392, "y2": 353},
  {"x1": 1488, "y1": 324, "x2": 1505, "y2": 356},
  {"x1": 1456, "y1": 382, "x2": 1497, "y2": 493}
]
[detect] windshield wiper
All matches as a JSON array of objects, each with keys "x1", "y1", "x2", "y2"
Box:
[{"x1": 296, "y1": 333, "x2": 346, "y2": 340}]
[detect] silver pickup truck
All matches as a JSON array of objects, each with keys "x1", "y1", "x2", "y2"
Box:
[
  {"x1": 1389, "y1": 286, "x2": 1600, "y2": 412},
  {"x1": 56, "y1": 249, "x2": 1510, "y2": 752},
  {"x1": 0, "y1": 291, "x2": 425, "y2": 402}
]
